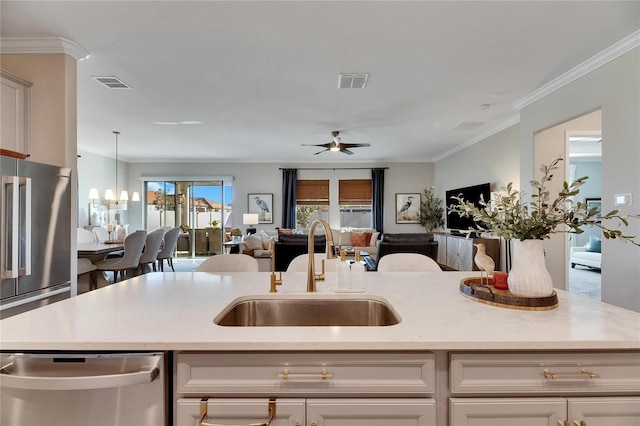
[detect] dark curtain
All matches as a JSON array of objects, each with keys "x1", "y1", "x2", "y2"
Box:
[
  {"x1": 371, "y1": 168, "x2": 385, "y2": 233},
  {"x1": 281, "y1": 168, "x2": 298, "y2": 228}
]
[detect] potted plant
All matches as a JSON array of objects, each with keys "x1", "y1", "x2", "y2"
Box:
[
  {"x1": 418, "y1": 188, "x2": 445, "y2": 232},
  {"x1": 449, "y1": 157, "x2": 639, "y2": 297},
  {"x1": 231, "y1": 228, "x2": 243, "y2": 242},
  {"x1": 210, "y1": 220, "x2": 220, "y2": 228}
]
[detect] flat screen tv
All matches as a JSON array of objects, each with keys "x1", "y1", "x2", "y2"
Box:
[{"x1": 445, "y1": 183, "x2": 491, "y2": 233}]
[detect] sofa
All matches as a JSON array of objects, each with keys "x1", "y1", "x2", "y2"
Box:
[
  {"x1": 238, "y1": 230, "x2": 277, "y2": 272},
  {"x1": 570, "y1": 236, "x2": 602, "y2": 270},
  {"x1": 330, "y1": 228, "x2": 379, "y2": 259},
  {"x1": 365, "y1": 233, "x2": 438, "y2": 271},
  {"x1": 273, "y1": 233, "x2": 328, "y2": 272}
]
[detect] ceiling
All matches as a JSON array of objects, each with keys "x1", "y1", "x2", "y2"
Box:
[{"x1": 1, "y1": 1, "x2": 638, "y2": 164}]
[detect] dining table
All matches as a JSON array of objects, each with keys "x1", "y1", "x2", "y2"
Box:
[{"x1": 77, "y1": 241, "x2": 125, "y2": 263}]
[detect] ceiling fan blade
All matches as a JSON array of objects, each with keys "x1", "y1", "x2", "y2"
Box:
[
  {"x1": 301, "y1": 143, "x2": 330, "y2": 148},
  {"x1": 341, "y1": 143, "x2": 371, "y2": 148},
  {"x1": 314, "y1": 149, "x2": 329, "y2": 155},
  {"x1": 341, "y1": 148, "x2": 355, "y2": 155}
]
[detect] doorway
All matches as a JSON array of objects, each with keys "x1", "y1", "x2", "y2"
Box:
[
  {"x1": 144, "y1": 180, "x2": 233, "y2": 258},
  {"x1": 533, "y1": 109, "x2": 602, "y2": 300}
]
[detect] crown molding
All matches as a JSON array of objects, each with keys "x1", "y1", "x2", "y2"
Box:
[
  {"x1": 432, "y1": 114, "x2": 520, "y2": 162},
  {"x1": 0, "y1": 37, "x2": 90, "y2": 61},
  {"x1": 513, "y1": 29, "x2": 640, "y2": 110}
]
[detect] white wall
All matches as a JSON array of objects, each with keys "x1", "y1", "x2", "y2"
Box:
[
  {"x1": 519, "y1": 47, "x2": 640, "y2": 311},
  {"x1": 97, "y1": 161, "x2": 435, "y2": 234}
]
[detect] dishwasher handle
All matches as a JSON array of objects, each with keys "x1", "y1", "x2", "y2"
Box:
[{"x1": 0, "y1": 355, "x2": 161, "y2": 391}]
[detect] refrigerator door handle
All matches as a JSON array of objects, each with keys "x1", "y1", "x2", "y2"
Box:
[
  {"x1": 1, "y1": 175, "x2": 19, "y2": 279},
  {"x1": 19, "y1": 176, "x2": 31, "y2": 276}
]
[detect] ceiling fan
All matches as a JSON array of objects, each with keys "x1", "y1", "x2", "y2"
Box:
[{"x1": 301, "y1": 131, "x2": 371, "y2": 155}]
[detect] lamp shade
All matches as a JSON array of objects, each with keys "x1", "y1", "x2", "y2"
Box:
[
  {"x1": 131, "y1": 192, "x2": 140, "y2": 202},
  {"x1": 88, "y1": 188, "x2": 100, "y2": 200},
  {"x1": 243, "y1": 213, "x2": 259, "y2": 225},
  {"x1": 104, "y1": 189, "x2": 115, "y2": 201},
  {"x1": 120, "y1": 190, "x2": 129, "y2": 202}
]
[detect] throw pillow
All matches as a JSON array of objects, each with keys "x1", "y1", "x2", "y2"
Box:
[
  {"x1": 369, "y1": 231, "x2": 380, "y2": 246},
  {"x1": 277, "y1": 228, "x2": 293, "y2": 235},
  {"x1": 243, "y1": 233, "x2": 263, "y2": 251},
  {"x1": 351, "y1": 231, "x2": 372, "y2": 247},
  {"x1": 586, "y1": 235, "x2": 602, "y2": 253}
]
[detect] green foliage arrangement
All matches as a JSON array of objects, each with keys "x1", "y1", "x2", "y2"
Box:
[
  {"x1": 210, "y1": 220, "x2": 220, "y2": 228},
  {"x1": 418, "y1": 188, "x2": 445, "y2": 232},
  {"x1": 449, "y1": 157, "x2": 640, "y2": 245}
]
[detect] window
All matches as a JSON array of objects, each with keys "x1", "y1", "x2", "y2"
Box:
[
  {"x1": 339, "y1": 179, "x2": 372, "y2": 228},
  {"x1": 296, "y1": 180, "x2": 329, "y2": 228}
]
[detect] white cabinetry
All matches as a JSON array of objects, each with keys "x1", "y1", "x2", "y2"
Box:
[
  {"x1": 450, "y1": 352, "x2": 640, "y2": 426},
  {"x1": 175, "y1": 352, "x2": 436, "y2": 426},
  {"x1": 0, "y1": 70, "x2": 31, "y2": 155}
]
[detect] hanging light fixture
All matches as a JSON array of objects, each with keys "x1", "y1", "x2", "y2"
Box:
[{"x1": 89, "y1": 131, "x2": 140, "y2": 207}]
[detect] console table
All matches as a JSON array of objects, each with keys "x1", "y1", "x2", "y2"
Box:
[{"x1": 432, "y1": 233, "x2": 500, "y2": 271}]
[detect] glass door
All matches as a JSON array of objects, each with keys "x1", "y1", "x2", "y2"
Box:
[{"x1": 144, "y1": 180, "x2": 232, "y2": 258}]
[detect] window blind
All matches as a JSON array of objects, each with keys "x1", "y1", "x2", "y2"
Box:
[
  {"x1": 339, "y1": 179, "x2": 372, "y2": 205},
  {"x1": 297, "y1": 180, "x2": 329, "y2": 205}
]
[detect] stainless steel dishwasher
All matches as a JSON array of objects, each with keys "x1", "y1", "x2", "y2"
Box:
[{"x1": 0, "y1": 352, "x2": 167, "y2": 425}]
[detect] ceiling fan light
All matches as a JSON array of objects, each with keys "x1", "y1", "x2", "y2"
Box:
[{"x1": 330, "y1": 144, "x2": 340, "y2": 152}]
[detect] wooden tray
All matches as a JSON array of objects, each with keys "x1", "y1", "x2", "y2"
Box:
[{"x1": 460, "y1": 277, "x2": 558, "y2": 311}]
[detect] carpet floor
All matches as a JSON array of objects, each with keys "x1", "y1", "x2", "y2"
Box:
[{"x1": 568, "y1": 265, "x2": 601, "y2": 301}]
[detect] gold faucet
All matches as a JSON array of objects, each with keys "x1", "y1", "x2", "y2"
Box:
[
  {"x1": 269, "y1": 239, "x2": 282, "y2": 293},
  {"x1": 307, "y1": 218, "x2": 337, "y2": 292}
]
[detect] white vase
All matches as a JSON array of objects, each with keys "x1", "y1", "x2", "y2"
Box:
[{"x1": 507, "y1": 239, "x2": 554, "y2": 297}]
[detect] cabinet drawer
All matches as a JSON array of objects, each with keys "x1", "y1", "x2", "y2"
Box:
[
  {"x1": 177, "y1": 397, "x2": 305, "y2": 426},
  {"x1": 450, "y1": 352, "x2": 640, "y2": 395},
  {"x1": 177, "y1": 352, "x2": 435, "y2": 396}
]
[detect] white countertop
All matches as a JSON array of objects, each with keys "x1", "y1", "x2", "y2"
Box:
[{"x1": 1, "y1": 271, "x2": 639, "y2": 351}]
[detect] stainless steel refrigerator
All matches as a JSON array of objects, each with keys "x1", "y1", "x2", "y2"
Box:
[{"x1": 1, "y1": 156, "x2": 72, "y2": 319}]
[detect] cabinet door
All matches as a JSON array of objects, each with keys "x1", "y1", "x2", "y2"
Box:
[
  {"x1": 450, "y1": 397, "x2": 566, "y2": 426},
  {"x1": 306, "y1": 398, "x2": 436, "y2": 425},
  {"x1": 433, "y1": 234, "x2": 447, "y2": 266},
  {"x1": 176, "y1": 397, "x2": 305, "y2": 426},
  {"x1": 1, "y1": 71, "x2": 31, "y2": 155},
  {"x1": 568, "y1": 397, "x2": 640, "y2": 426},
  {"x1": 446, "y1": 237, "x2": 473, "y2": 271}
]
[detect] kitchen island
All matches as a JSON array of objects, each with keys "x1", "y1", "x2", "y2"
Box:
[{"x1": 1, "y1": 271, "x2": 639, "y2": 425}]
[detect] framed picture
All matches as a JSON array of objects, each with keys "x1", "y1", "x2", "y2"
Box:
[
  {"x1": 585, "y1": 197, "x2": 602, "y2": 220},
  {"x1": 395, "y1": 193, "x2": 421, "y2": 224},
  {"x1": 248, "y1": 193, "x2": 273, "y2": 224}
]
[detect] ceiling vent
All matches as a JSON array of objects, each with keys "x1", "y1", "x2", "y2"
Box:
[
  {"x1": 338, "y1": 73, "x2": 369, "y2": 89},
  {"x1": 92, "y1": 76, "x2": 132, "y2": 89}
]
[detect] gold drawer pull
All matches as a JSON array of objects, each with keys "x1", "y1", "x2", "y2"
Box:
[
  {"x1": 544, "y1": 368, "x2": 600, "y2": 380},
  {"x1": 573, "y1": 421, "x2": 586, "y2": 426},
  {"x1": 557, "y1": 421, "x2": 567, "y2": 426},
  {"x1": 279, "y1": 368, "x2": 331, "y2": 381},
  {"x1": 199, "y1": 397, "x2": 276, "y2": 426}
]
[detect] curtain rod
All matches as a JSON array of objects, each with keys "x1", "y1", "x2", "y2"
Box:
[{"x1": 279, "y1": 167, "x2": 388, "y2": 170}]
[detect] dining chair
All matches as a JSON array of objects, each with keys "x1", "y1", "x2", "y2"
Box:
[
  {"x1": 77, "y1": 228, "x2": 96, "y2": 243},
  {"x1": 286, "y1": 253, "x2": 338, "y2": 273},
  {"x1": 138, "y1": 228, "x2": 165, "y2": 274},
  {"x1": 77, "y1": 228, "x2": 97, "y2": 290},
  {"x1": 376, "y1": 253, "x2": 442, "y2": 272},
  {"x1": 157, "y1": 227, "x2": 180, "y2": 272},
  {"x1": 195, "y1": 254, "x2": 259, "y2": 272},
  {"x1": 92, "y1": 226, "x2": 109, "y2": 243},
  {"x1": 93, "y1": 230, "x2": 147, "y2": 283}
]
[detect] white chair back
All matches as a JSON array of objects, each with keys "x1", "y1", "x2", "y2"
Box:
[
  {"x1": 77, "y1": 228, "x2": 95, "y2": 243},
  {"x1": 196, "y1": 254, "x2": 259, "y2": 272},
  {"x1": 377, "y1": 253, "x2": 442, "y2": 272},
  {"x1": 93, "y1": 226, "x2": 109, "y2": 243},
  {"x1": 287, "y1": 253, "x2": 337, "y2": 272}
]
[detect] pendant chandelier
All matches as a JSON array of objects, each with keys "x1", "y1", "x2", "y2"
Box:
[{"x1": 89, "y1": 131, "x2": 140, "y2": 207}]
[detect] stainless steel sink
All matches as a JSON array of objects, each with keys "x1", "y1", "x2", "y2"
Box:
[{"x1": 214, "y1": 296, "x2": 400, "y2": 327}]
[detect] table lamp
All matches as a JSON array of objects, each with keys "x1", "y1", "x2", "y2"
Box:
[{"x1": 243, "y1": 213, "x2": 259, "y2": 235}]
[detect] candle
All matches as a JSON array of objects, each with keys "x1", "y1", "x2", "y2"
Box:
[
  {"x1": 106, "y1": 224, "x2": 114, "y2": 232},
  {"x1": 110, "y1": 220, "x2": 117, "y2": 227}
]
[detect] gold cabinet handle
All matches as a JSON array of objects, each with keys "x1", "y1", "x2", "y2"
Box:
[
  {"x1": 199, "y1": 397, "x2": 276, "y2": 426},
  {"x1": 543, "y1": 368, "x2": 600, "y2": 380},
  {"x1": 557, "y1": 421, "x2": 567, "y2": 426},
  {"x1": 573, "y1": 421, "x2": 586, "y2": 426},
  {"x1": 279, "y1": 368, "x2": 331, "y2": 381}
]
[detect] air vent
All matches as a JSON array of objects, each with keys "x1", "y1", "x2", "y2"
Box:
[
  {"x1": 92, "y1": 76, "x2": 132, "y2": 89},
  {"x1": 338, "y1": 73, "x2": 369, "y2": 89},
  {"x1": 452, "y1": 122, "x2": 484, "y2": 131}
]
